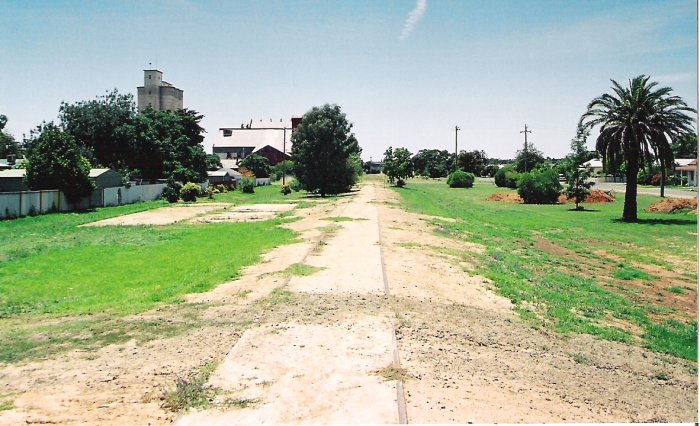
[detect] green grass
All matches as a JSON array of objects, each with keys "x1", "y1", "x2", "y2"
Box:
[
  {"x1": 0, "y1": 220, "x2": 295, "y2": 317},
  {"x1": 393, "y1": 179, "x2": 698, "y2": 360},
  {"x1": 613, "y1": 266, "x2": 652, "y2": 281},
  {"x1": 263, "y1": 288, "x2": 294, "y2": 305},
  {"x1": 207, "y1": 182, "x2": 340, "y2": 205},
  {"x1": 280, "y1": 263, "x2": 325, "y2": 277},
  {"x1": 0, "y1": 199, "x2": 298, "y2": 363}
]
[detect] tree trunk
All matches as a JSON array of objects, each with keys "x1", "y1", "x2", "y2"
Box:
[
  {"x1": 660, "y1": 159, "x2": 666, "y2": 198},
  {"x1": 623, "y1": 153, "x2": 639, "y2": 222}
]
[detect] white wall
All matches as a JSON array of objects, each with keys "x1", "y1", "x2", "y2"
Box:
[{"x1": 0, "y1": 184, "x2": 166, "y2": 220}]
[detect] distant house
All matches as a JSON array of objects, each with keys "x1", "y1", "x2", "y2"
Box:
[
  {"x1": 207, "y1": 168, "x2": 242, "y2": 186},
  {"x1": 582, "y1": 159, "x2": 604, "y2": 174},
  {"x1": 366, "y1": 161, "x2": 384, "y2": 174},
  {"x1": 213, "y1": 117, "x2": 302, "y2": 167},
  {"x1": 0, "y1": 155, "x2": 24, "y2": 170},
  {"x1": 0, "y1": 168, "x2": 123, "y2": 193},
  {"x1": 675, "y1": 159, "x2": 698, "y2": 186},
  {"x1": 90, "y1": 169, "x2": 123, "y2": 189},
  {"x1": 0, "y1": 169, "x2": 27, "y2": 192}
]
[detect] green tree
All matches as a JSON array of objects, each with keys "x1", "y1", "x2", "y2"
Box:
[
  {"x1": 0, "y1": 115, "x2": 21, "y2": 158},
  {"x1": 383, "y1": 147, "x2": 413, "y2": 186},
  {"x1": 563, "y1": 125, "x2": 594, "y2": 210},
  {"x1": 671, "y1": 132, "x2": 697, "y2": 158},
  {"x1": 517, "y1": 166, "x2": 562, "y2": 204},
  {"x1": 24, "y1": 123, "x2": 95, "y2": 202},
  {"x1": 290, "y1": 104, "x2": 361, "y2": 197},
  {"x1": 240, "y1": 153, "x2": 271, "y2": 178},
  {"x1": 513, "y1": 142, "x2": 545, "y2": 173},
  {"x1": 58, "y1": 89, "x2": 135, "y2": 170},
  {"x1": 126, "y1": 108, "x2": 208, "y2": 183},
  {"x1": 580, "y1": 75, "x2": 696, "y2": 221},
  {"x1": 457, "y1": 149, "x2": 488, "y2": 176},
  {"x1": 411, "y1": 149, "x2": 452, "y2": 178},
  {"x1": 206, "y1": 154, "x2": 223, "y2": 171}
]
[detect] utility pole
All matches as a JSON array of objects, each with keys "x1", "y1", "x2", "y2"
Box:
[
  {"x1": 454, "y1": 125, "x2": 461, "y2": 172},
  {"x1": 282, "y1": 126, "x2": 288, "y2": 185},
  {"x1": 520, "y1": 124, "x2": 531, "y2": 172}
]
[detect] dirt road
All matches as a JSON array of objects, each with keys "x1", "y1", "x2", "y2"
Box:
[{"x1": 0, "y1": 180, "x2": 696, "y2": 424}]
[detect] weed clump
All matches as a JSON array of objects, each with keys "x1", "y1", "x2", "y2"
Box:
[{"x1": 162, "y1": 362, "x2": 218, "y2": 412}]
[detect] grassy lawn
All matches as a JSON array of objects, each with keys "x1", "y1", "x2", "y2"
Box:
[
  {"x1": 206, "y1": 181, "x2": 314, "y2": 205},
  {"x1": 0, "y1": 196, "x2": 298, "y2": 363},
  {"x1": 393, "y1": 178, "x2": 698, "y2": 361}
]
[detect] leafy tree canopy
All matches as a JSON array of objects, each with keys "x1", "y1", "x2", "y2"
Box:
[
  {"x1": 59, "y1": 89, "x2": 135, "y2": 170},
  {"x1": 412, "y1": 149, "x2": 452, "y2": 178},
  {"x1": 125, "y1": 108, "x2": 208, "y2": 183},
  {"x1": 0, "y1": 115, "x2": 22, "y2": 158},
  {"x1": 513, "y1": 142, "x2": 545, "y2": 173},
  {"x1": 206, "y1": 154, "x2": 223, "y2": 171},
  {"x1": 671, "y1": 132, "x2": 697, "y2": 159},
  {"x1": 383, "y1": 147, "x2": 413, "y2": 185},
  {"x1": 457, "y1": 149, "x2": 488, "y2": 176},
  {"x1": 24, "y1": 123, "x2": 95, "y2": 202},
  {"x1": 240, "y1": 153, "x2": 271, "y2": 178},
  {"x1": 290, "y1": 104, "x2": 361, "y2": 196}
]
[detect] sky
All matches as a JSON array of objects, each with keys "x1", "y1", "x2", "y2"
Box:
[{"x1": 0, "y1": 0, "x2": 697, "y2": 161}]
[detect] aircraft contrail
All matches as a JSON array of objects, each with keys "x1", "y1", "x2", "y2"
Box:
[{"x1": 400, "y1": 0, "x2": 428, "y2": 41}]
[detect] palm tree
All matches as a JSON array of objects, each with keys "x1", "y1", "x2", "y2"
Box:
[{"x1": 580, "y1": 75, "x2": 696, "y2": 222}]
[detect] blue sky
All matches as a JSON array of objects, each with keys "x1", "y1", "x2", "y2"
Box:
[{"x1": 1, "y1": 0, "x2": 697, "y2": 161}]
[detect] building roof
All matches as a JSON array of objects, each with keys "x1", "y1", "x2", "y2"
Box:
[
  {"x1": 220, "y1": 159, "x2": 239, "y2": 170},
  {"x1": 208, "y1": 168, "x2": 242, "y2": 178},
  {"x1": 583, "y1": 159, "x2": 604, "y2": 168},
  {"x1": 89, "y1": 168, "x2": 115, "y2": 178},
  {"x1": 676, "y1": 159, "x2": 697, "y2": 171},
  {"x1": 215, "y1": 127, "x2": 292, "y2": 154},
  {"x1": 0, "y1": 169, "x2": 25, "y2": 178},
  {"x1": 0, "y1": 168, "x2": 121, "y2": 179},
  {"x1": 675, "y1": 158, "x2": 697, "y2": 167}
]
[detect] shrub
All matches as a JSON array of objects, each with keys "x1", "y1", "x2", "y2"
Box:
[
  {"x1": 162, "y1": 180, "x2": 182, "y2": 203},
  {"x1": 205, "y1": 186, "x2": 215, "y2": 199},
  {"x1": 180, "y1": 182, "x2": 201, "y2": 202},
  {"x1": 281, "y1": 185, "x2": 291, "y2": 195},
  {"x1": 494, "y1": 166, "x2": 520, "y2": 188},
  {"x1": 289, "y1": 179, "x2": 302, "y2": 192},
  {"x1": 447, "y1": 170, "x2": 475, "y2": 188},
  {"x1": 240, "y1": 177, "x2": 255, "y2": 193},
  {"x1": 517, "y1": 168, "x2": 562, "y2": 204}
]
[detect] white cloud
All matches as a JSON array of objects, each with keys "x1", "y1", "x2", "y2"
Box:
[{"x1": 399, "y1": 0, "x2": 427, "y2": 41}]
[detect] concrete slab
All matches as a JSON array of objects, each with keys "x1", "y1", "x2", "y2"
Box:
[{"x1": 175, "y1": 317, "x2": 399, "y2": 425}]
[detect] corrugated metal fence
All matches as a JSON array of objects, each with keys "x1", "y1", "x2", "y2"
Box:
[{"x1": 0, "y1": 183, "x2": 166, "y2": 220}]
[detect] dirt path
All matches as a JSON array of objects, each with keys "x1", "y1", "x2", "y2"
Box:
[{"x1": 0, "y1": 180, "x2": 697, "y2": 424}]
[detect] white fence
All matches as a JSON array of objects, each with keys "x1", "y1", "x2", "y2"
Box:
[{"x1": 0, "y1": 183, "x2": 166, "y2": 220}]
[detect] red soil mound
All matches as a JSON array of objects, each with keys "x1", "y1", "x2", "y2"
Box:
[
  {"x1": 558, "y1": 189, "x2": 615, "y2": 204},
  {"x1": 486, "y1": 193, "x2": 523, "y2": 203},
  {"x1": 645, "y1": 197, "x2": 698, "y2": 214}
]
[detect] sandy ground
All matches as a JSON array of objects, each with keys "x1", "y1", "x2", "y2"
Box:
[{"x1": 0, "y1": 181, "x2": 697, "y2": 424}]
